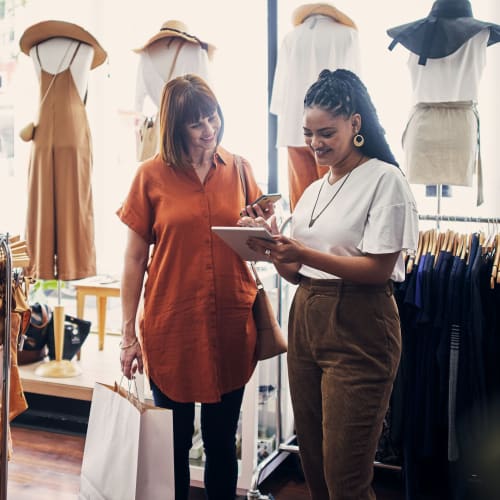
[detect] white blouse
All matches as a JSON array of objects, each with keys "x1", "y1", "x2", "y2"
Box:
[
  {"x1": 407, "y1": 29, "x2": 488, "y2": 103},
  {"x1": 270, "y1": 14, "x2": 361, "y2": 147},
  {"x1": 292, "y1": 159, "x2": 419, "y2": 282}
]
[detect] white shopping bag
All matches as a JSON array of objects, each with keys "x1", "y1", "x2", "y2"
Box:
[{"x1": 79, "y1": 381, "x2": 174, "y2": 500}]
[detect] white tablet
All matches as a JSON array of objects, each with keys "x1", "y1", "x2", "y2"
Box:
[{"x1": 211, "y1": 226, "x2": 274, "y2": 261}]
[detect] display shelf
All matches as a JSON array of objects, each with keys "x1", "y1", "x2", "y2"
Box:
[{"x1": 18, "y1": 333, "x2": 121, "y2": 401}]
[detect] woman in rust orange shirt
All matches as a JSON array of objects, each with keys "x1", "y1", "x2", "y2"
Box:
[{"x1": 117, "y1": 74, "x2": 270, "y2": 500}]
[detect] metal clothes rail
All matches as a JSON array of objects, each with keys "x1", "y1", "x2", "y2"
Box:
[
  {"x1": 419, "y1": 214, "x2": 500, "y2": 224},
  {"x1": 0, "y1": 235, "x2": 12, "y2": 500}
]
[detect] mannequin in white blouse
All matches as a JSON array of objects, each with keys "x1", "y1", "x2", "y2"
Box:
[
  {"x1": 134, "y1": 37, "x2": 211, "y2": 114},
  {"x1": 133, "y1": 21, "x2": 213, "y2": 160}
]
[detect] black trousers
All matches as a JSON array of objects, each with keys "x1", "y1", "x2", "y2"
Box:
[{"x1": 150, "y1": 379, "x2": 244, "y2": 500}]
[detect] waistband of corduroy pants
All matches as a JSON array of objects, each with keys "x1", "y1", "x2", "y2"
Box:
[{"x1": 298, "y1": 275, "x2": 394, "y2": 295}]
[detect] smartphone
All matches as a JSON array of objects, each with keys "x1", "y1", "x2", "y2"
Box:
[{"x1": 251, "y1": 193, "x2": 282, "y2": 209}]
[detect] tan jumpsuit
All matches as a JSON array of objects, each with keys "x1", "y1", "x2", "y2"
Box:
[{"x1": 25, "y1": 43, "x2": 96, "y2": 281}]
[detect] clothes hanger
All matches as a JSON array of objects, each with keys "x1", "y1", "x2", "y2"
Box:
[
  {"x1": 460, "y1": 233, "x2": 469, "y2": 261},
  {"x1": 430, "y1": 229, "x2": 440, "y2": 258},
  {"x1": 495, "y1": 233, "x2": 500, "y2": 285},
  {"x1": 490, "y1": 233, "x2": 499, "y2": 289},
  {"x1": 433, "y1": 230, "x2": 446, "y2": 267},
  {"x1": 454, "y1": 232, "x2": 464, "y2": 257},
  {"x1": 407, "y1": 230, "x2": 423, "y2": 273},
  {"x1": 420, "y1": 230, "x2": 431, "y2": 258},
  {"x1": 446, "y1": 230, "x2": 456, "y2": 253},
  {"x1": 441, "y1": 229, "x2": 450, "y2": 252}
]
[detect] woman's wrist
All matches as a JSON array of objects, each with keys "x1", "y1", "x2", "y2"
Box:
[{"x1": 119, "y1": 336, "x2": 138, "y2": 350}]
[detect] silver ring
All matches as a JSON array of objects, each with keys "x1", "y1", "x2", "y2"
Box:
[{"x1": 264, "y1": 249, "x2": 271, "y2": 256}]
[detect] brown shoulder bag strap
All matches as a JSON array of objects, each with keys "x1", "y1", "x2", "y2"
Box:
[{"x1": 234, "y1": 154, "x2": 248, "y2": 205}]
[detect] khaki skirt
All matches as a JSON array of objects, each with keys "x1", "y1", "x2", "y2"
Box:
[{"x1": 402, "y1": 101, "x2": 479, "y2": 187}]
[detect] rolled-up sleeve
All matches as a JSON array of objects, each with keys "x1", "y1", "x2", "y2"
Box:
[{"x1": 117, "y1": 165, "x2": 154, "y2": 244}]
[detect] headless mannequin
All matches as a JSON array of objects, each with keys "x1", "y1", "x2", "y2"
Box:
[
  {"x1": 29, "y1": 37, "x2": 93, "y2": 101},
  {"x1": 25, "y1": 33, "x2": 97, "y2": 281},
  {"x1": 134, "y1": 37, "x2": 210, "y2": 160},
  {"x1": 25, "y1": 36, "x2": 97, "y2": 377},
  {"x1": 134, "y1": 37, "x2": 211, "y2": 113},
  {"x1": 270, "y1": 13, "x2": 361, "y2": 210}
]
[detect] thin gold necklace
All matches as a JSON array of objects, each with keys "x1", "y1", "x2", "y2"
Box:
[{"x1": 308, "y1": 156, "x2": 363, "y2": 228}]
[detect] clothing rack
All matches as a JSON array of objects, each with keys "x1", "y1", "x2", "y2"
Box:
[
  {"x1": 419, "y1": 214, "x2": 500, "y2": 224},
  {"x1": 0, "y1": 235, "x2": 12, "y2": 500}
]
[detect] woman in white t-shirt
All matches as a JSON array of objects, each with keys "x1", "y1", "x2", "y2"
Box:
[{"x1": 242, "y1": 69, "x2": 419, "y2": 500}]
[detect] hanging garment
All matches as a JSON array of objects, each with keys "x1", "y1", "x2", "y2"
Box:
[
  {"x1": 270, "y1": 12, "x2": 361, "y2": 209},
  {"x1": 286, "y1": 146, "x2": 328, "y2": 211},
  {"x1": 25, "y1": 43, "x2": 96, "y2": 280},
  {"x1": 406, "y1": 30, "x2": 488, "y2": 104}
]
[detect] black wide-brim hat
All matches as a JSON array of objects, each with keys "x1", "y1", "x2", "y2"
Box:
[{"x1": 387, "y1": 0, "x2": 500, "y2": 65}]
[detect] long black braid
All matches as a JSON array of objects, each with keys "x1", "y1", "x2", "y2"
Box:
[{"x1": 304, "y1": 69, "x2": 399, "y2": 167}]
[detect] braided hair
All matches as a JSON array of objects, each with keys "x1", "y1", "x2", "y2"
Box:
[{"x1": 304, "y1": 69, "x2": 399, "y2": 167}]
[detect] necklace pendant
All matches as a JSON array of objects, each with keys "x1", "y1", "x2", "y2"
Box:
[{"x1": 307, "y1": 168, "x2": 354, "y2": 229}]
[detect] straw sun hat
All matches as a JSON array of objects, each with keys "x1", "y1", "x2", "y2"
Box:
[
  {"x1": 19, "y1": 20, "x2": 107, "y2": 69},
  {"x1": 292, "y1": 3, "x2": 357, "y2": 30},
  {"x1": 133, "y1": 20, "x2": 215, "y2": 59}
]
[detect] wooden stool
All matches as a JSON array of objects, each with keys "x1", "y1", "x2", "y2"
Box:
[{"x1": 75, "y1": 282, "x2": 121, "y2": 351}]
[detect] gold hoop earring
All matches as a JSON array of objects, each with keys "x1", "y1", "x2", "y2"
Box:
[{"x1": 353, "y1": 133, "x2": 364, "y2": 147}]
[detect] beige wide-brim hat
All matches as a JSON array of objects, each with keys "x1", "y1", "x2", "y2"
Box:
[
  {"x1": 19, "y1": 20, "x2": 107, "y2": 69},
  {"x1": 292, "y1": 3, "x2": 357, "y2": 30},
  {"x1": 133, "y1": 19, "x2": 216, "y2": 60}
]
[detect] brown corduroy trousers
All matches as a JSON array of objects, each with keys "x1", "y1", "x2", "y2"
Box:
[{"x1": 288, "y1": 277, "x2": 402, "y2": 500}]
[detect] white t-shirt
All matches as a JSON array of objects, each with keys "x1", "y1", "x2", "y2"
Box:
[
  {"x1": 292, "y1": 158, "x2": 419, "y2": 282},
  {"x1": 134, "y1": 38, "x2": 211, "y2": 112},
  {"x1": 270, "y1": 14, "x2": 361, "y2": 147},
  {"x1": 407, "y1": 29, "x2": 488, "y2": 103}
]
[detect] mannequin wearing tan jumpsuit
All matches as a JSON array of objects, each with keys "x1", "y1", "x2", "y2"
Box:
[{"x1": 25, "y1": 39, "x2": 96, "y2": 281}]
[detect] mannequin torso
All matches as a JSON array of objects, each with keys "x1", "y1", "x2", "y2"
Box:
[
  {"x1": 134, "y1": 38, "x2": 211, "y2": 112},
  {"x1": 270, "y1": 14, "x2": 361, "y2": 147},
  {"x1": 407, "y1": 29, "x2": 488, "y2": 104},
  {"x1": 29, "y1": 37, "x2": 93, "y2": 100}
]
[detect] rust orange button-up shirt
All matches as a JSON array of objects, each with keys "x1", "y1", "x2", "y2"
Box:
[{"x1": 118, "y1": 147, "x2": 262, "y2": 403}]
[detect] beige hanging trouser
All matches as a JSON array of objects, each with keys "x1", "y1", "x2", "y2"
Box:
[{"x1": 287, "y1": 146, "x2": 329, "y2": 211}]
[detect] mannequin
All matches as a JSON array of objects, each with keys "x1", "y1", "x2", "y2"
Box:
[
  {"x1": 387, "y1": 0, "x2": 500, "y2": 206},
  {"x1": 270, "y1": 3, "x2": 361, "y2": 210},
  {"x1": 29, "y1": 38, "x2": 93, "y2": 101},
  {"x1": 20, "y1": 20, "x2": 106, "y2": 282},
  {"x1": 19, "y1": 20, "x2": 107, "y2": 377},
  {"x1": 26, "y1": 35, "x2": 96, "y2": 277},
  {"x1": 133, "y1": 20, "x2": 213, "y2": 160},
  {"x1": 135, "y1": 36, "x2": 211, "y2": 112}
]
